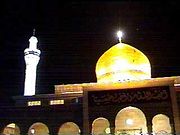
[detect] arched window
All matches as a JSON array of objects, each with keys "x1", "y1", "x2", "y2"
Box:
[
  {"x1": 152, "y1": 114, "x2": 171, "y2": 134},
  {"x1": 58, "y1": 122, "x2": 80, "y2": 135},
  {"x1": 28, "y1": 122, "x2": 49, "y2": 135},
  {"x1": 91, "y1": 117, "x2": 110, "y2": 135},
  {"x1": 2, "y1": 123, "x2": 20, "y2": 135},
  {"x1": 115, "y1": 106, "x2": 147, "y2": 135}
]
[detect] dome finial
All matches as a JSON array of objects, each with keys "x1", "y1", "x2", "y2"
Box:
[{"x1": 117, "y1": 30, "x2": 123, "y2": 43}]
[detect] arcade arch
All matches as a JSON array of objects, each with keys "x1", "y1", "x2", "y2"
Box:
[
  {"x1": 91, "y1": 117, "x2": 110, "y2": 135},
  {"x1": 115, "y1": 106, "x2": 147, "y2": 135},
  {"x1": 58, "y1": 122, "x2": 80, "y2": 135},
  {"x1": 152, "y1": 114, "x2": 171, "y2": 134},
  {"x1": 2, "y1": 123, "x2": 20, "y2": 135},
  {"x1": 28, "y1": 122, "x2": 49, "y2": 135}
]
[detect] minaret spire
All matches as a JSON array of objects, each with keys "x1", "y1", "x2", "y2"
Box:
[
  {"x1": 33, "y1": 28, "x2": 36, "y2": 36},
  {"x1": 24, "y1": 31, "x2": 41, "y2": 96}
]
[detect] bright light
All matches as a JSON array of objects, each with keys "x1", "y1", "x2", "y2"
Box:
[
  {"x1": 28, "y1": 101, "x2": 41, "y2": 106},
  {"x1": 50, "y1": 100, "x2": 64, "y2": 105},
  {"x1": 105, "y1": 128, "x2": 111, "y2": 134},
  {"x1": 7, "y1": 123, "x2": 16, "y2": 128},
  {"x1": 126, "y1": 118, "x2": 133, "y2": 125},
  {"x1": 117, "y1": 31, "x2": 123, "y2": 42},
  {"x1": 30, "y1": 128, "x2": 35, "y2": 134}
]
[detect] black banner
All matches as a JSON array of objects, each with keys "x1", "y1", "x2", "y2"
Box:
[{"x1": 88, "y1": 86, "x2": 170, "y2": 106}]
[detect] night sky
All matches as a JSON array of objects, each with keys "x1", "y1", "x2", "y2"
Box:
[{"x1": 1, "y1": 1, "x2": 180, "y2": 97}]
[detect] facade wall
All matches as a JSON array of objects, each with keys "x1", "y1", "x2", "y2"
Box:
[{"x1": 0, "y1": 86, "x2": 180, "y2": 135}]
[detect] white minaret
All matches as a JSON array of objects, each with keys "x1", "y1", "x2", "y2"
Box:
[{"x1": 24, "y1": 33, "x2": 41, "y2": 96}]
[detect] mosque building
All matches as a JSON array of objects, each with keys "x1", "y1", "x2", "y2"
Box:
[{"x1": 0, "y1": 31, "x2": 180, "y2": 135}]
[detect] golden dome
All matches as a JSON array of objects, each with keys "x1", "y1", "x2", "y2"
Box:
[{"x1": 95, "y1": 42, "x2": 151, "y2": 83}]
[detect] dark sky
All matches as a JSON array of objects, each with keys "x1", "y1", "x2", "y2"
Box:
[{"x1": 1, "y1": 1, "x2": 180, "y2": 96}]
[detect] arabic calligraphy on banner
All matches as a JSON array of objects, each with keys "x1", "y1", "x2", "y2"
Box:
[{"x1": 88, "y1": 86, "x2": 170, "y2": 106}]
